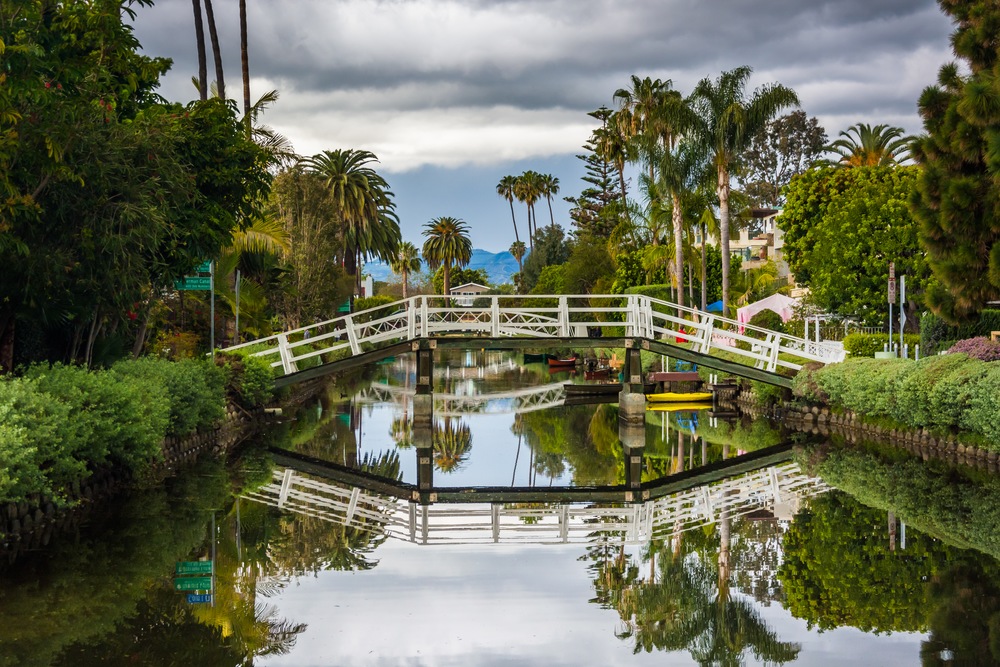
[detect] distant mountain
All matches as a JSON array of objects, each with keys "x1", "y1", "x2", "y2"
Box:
[{"x1": 364, "y1": 249, "x2": 519, "y2": 285}]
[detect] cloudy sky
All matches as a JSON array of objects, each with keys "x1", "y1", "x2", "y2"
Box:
[{"x1": 130, "y1": 0, "x2": 956, "y2": 252}]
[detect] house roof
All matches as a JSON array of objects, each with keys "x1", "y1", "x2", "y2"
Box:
[{"x1": 449, "y1": 282, "x2": 490, "y2": 293}]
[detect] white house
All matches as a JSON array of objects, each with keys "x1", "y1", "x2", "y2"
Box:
[{"x1": 449, "y1": 282, "x2": 490, "y2": 306}]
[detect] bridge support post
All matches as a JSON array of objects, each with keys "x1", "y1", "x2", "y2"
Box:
[
  {"x1": 620, "y1": 422, "x2": 645, "y2": 497},
  {"x1": 414, "y1": 341, "x2": 435, "y2": 395},
  {"x1": 619, "y1": 339, "x2": 646, "y2": 426}
]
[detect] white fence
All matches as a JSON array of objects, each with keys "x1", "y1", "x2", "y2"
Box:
[{"x1": 222, "y1": 294, "x2": 846, "y2": 377}]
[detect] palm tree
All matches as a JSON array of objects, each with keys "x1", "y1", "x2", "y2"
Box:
[
  {"x1": 824, "y1": 123, "x2": 913, "y2": 167},
  {"x1": 300, "y1": 149, "x2": 401, "y2": 294},
  {"x1": 432, "y1": 419, "x2": 472, "y2": 472},
  {"x1": 202, "y1": 0, "x2": 224, "y2": 99},
  {"x1": 691, "y1": 66, "x2": 798, "y2": 315},
  {"x1": 496, "y1": 175, "x2": 521, "y2": 244},
  {"x1": 539, "y1": 173, "x2": 560, "y2": 230},
  {"x1": 594, "y1": 112, "x2": 632, "y2": 220},
  {"x1": 421, "y1": 216, "x2": 472, "y2": 296},
  {"x1": 190, "y1": 0, "x2": 208, "y2": 101},
  {"x1": 509, "y1": 240, "x2": 526, "y2": 282},
  {"x1": 515, "y1": 171, "x2": 543, "y2": 248},
  {"x1": 389, "y1": 241, "x2": 421, "y2": 299}
]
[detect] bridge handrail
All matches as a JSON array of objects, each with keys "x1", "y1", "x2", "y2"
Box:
[{"x1": 220, "y1": 294, "x2": 845, "y2": 376}]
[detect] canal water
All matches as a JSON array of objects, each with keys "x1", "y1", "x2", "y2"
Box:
[{"x1": 1, "y1": 350, "x2": 997, "y2": 666}]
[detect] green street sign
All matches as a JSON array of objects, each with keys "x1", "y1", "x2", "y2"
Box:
[
  {"x1": 174, "y1": 576, "x2": 212, "y2": 591},
  {"x1": 174, "y1": 276, "x2": 212, "y2": 291},
  {"x1": 176, "y1": 561, "x2": 213, "y2": 575},
  {"x1": 196, "y1": 261, "x2": 213, "y2": 273}
]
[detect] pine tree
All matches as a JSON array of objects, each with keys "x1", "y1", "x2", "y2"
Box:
[
  {"x1": 565, "y1": 108, "x2": 622, "y2": 238},
  {"x1": 911, "y1": 0, "x2": 1000, "y2": 322}
]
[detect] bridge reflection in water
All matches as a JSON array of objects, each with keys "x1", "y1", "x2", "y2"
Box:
[{"x1": 242, "y1": 450, "x2": 829, "y2": 547}]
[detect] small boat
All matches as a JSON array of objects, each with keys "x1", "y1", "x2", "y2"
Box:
[
  {"x1": 547, "y1": 356, "x2": 578, "y2": 368},
  {"x1": 564, "y1": 382, "x2": 622, "y2": 396},
  {"x1": 584, "y1": 367, "x2": 613, "y2": 381},
  {"x1": 646, "y1": 391, "x2": 713, "y2": 403}
]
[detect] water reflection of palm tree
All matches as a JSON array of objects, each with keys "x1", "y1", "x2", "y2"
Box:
[
  {"x1": 390, "y1": 414, "x2": 413, "y2": 449},
  {"x1": 432, "y1": 418, "x2": 472, "y2": 472}
]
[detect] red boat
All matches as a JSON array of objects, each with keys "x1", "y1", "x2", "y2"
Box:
[{"x1": 547, "y1": 356, "x2": 578, "y2": 368}]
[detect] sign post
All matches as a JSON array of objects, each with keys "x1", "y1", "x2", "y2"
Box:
[
  {"x1": 899, "y1": 275, "x2": 906, "y2": 354},
  {"x1": 888, "y1": 262, "x2": 896, "y2": 352}
]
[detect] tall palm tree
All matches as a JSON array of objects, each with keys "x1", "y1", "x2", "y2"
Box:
[
  {"x1": 595, "y1": 112, "x2": 632, "y2": 220},
  {"x1": 190, "y1": 0, "x2": 208, "y2": 101},
  {"x1": 389, "y1": 240, "x2": 421, "y2": 299},
  {"x1": 300, "y1": 149, "x2": 401, "y2": 294},
  {"x1": 539, "y1": 173, "x2": 560, "y2": 230},
  {"x1": 421, "y1": 216, "x2": 472, "y2": 296},
  {"x1": 202, "y1": 0, "x2": 225, "y2": 99},
  {"x1": 691, "y1": 66, "x2": 798, "y2": 315},
  {"x1": 496, "y1": 175, "x2": 520, "y2": 244},
  {"x1": 824, "y1": 123, "x2": 913, "y2": 167},
  {"x1": 614, "y1": 75, "x2": 668, "y2": 181}
]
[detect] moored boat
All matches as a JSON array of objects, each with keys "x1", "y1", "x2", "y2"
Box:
[{"x1": 563, "y1": 382, "x2": 622, "y2": 396}]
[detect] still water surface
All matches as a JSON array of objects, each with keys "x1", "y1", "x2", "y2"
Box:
[{"x1": 1, "y1": 351, "x2": 996, "y2": 665}]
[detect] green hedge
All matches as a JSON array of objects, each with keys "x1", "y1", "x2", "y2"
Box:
[
  {"x1": 793, "y1": 354, "x2": 1000, "y2": 445},
  {"x1": 0, "y1": 357, "x2": 250, "y2": 505},
  {"x1": 842, "y1": 333, "x2": 921, "y2": 357}
]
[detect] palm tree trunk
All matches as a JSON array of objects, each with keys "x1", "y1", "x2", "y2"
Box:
[
  {"x1": 239, "y1": 0, "x2": 250, "y2": 116},
  {"x1": 508, "y1": 200, "x2": 520, "y2": 244},
  {"x1": 671, "y1": 192, "x2": 685, "y2": 308},
  {"x1": 443, "y1": 264, "x2": 451, "y2": 297},
  {"x1": 717, "y1": 164, "x2": 731, "y2": 316},
  {"x1": 701, "y1": 221, "x2": 707, "y2": 311},
  {"x1": 402, "y1": 270, "x2": 408, "y2": 299},
  {"x1": 191, "y1": 0, "x2": 208, "y2": 100},
  {"x1": 547, "y1": 196, "x2": 555, "y2": 230},
  {"x1": 203, "y1": 0, "x2": 225, "y2": 99}
]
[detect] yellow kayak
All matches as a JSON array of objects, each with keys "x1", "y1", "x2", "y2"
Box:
[
  {"x1": 646, "y1": 402, "x2": 713, "y2": 412},
  {"x1": 646, "y1": 391, "x2": 713, "y2": 403}
]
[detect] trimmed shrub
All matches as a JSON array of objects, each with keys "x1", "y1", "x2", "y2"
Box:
[
  {"x1": 928, "y1": 357, "x2": 989, "y2": 431},
  {"x1": 895, "y1": 353, "x2": 973, "y2": 428},
  {"x1": 843, "y1": 333, "x2": 920, "y2": 357},
  {"x1": 962, "y1": 364, "x2": 1000, "y2": 441},
  {"x1": 747, "y1": 309, "x2": 786, "y2": 335},
  {"x1": 218, "y1": 351, "x2": 276, "y2": 408},
  {"x1": 947, "y1": 337, "x2": 1000, "y2": 362}
]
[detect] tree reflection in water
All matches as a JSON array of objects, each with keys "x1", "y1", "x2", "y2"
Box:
[{"x1": 433, "y1": 417, "x2": 472, "y2": 472}]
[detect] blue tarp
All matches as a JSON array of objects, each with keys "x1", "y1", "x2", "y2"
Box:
[{"x1": 706, "y1": 300, "x2": 723, "y2": 312}]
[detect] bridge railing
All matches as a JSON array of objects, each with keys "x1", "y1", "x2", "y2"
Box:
[{"x1": 220, "y1": 294, "x2": 844, "y2": 376}]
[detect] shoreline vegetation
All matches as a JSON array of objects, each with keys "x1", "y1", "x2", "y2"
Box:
[{"x1": 0, "y1": 352, "x2": 277, "y2": 506}]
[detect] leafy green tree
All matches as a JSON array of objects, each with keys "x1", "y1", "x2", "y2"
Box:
[
  {"x1": 824, "y1": 123, "x2": 912, "y2": 167},
  {"x1": 781, "y1": 165, "x2": 928, "y2": 325},
  {"x1": 421, "y1": 216, "x2": 473, "y2": 296},
  {"x1": 521, "y1": 225, "x2": 570, "y2": 292},
  {"x1": 268, "y1": 167, "x2": 353, "y2": 328},
  {"x1": 691, "y1": 67, "x2": 799, "y2": 314},
  {"x1": 300, "y1": 149, "x2": 401, "y2": 295},
  {"x1": 738, "y1": 110, "x2": 827, "y2": 207},
  {"x1": 389, "y1": 241, "x2": 422, "y2": 299},
  {"x1": 562, "y1": 235, "x2": 615, "y2": 294},
  {"x1": 911, "y1": 1, "x2": 1000, "y2": 323}
]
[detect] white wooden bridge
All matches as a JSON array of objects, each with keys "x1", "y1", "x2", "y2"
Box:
[
  {"x1": 242, "y1": 461, "x2": 829, "y2": 547},
  {"x1": 222, "y1": 295, "x2": 845, "y2": 383}
]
